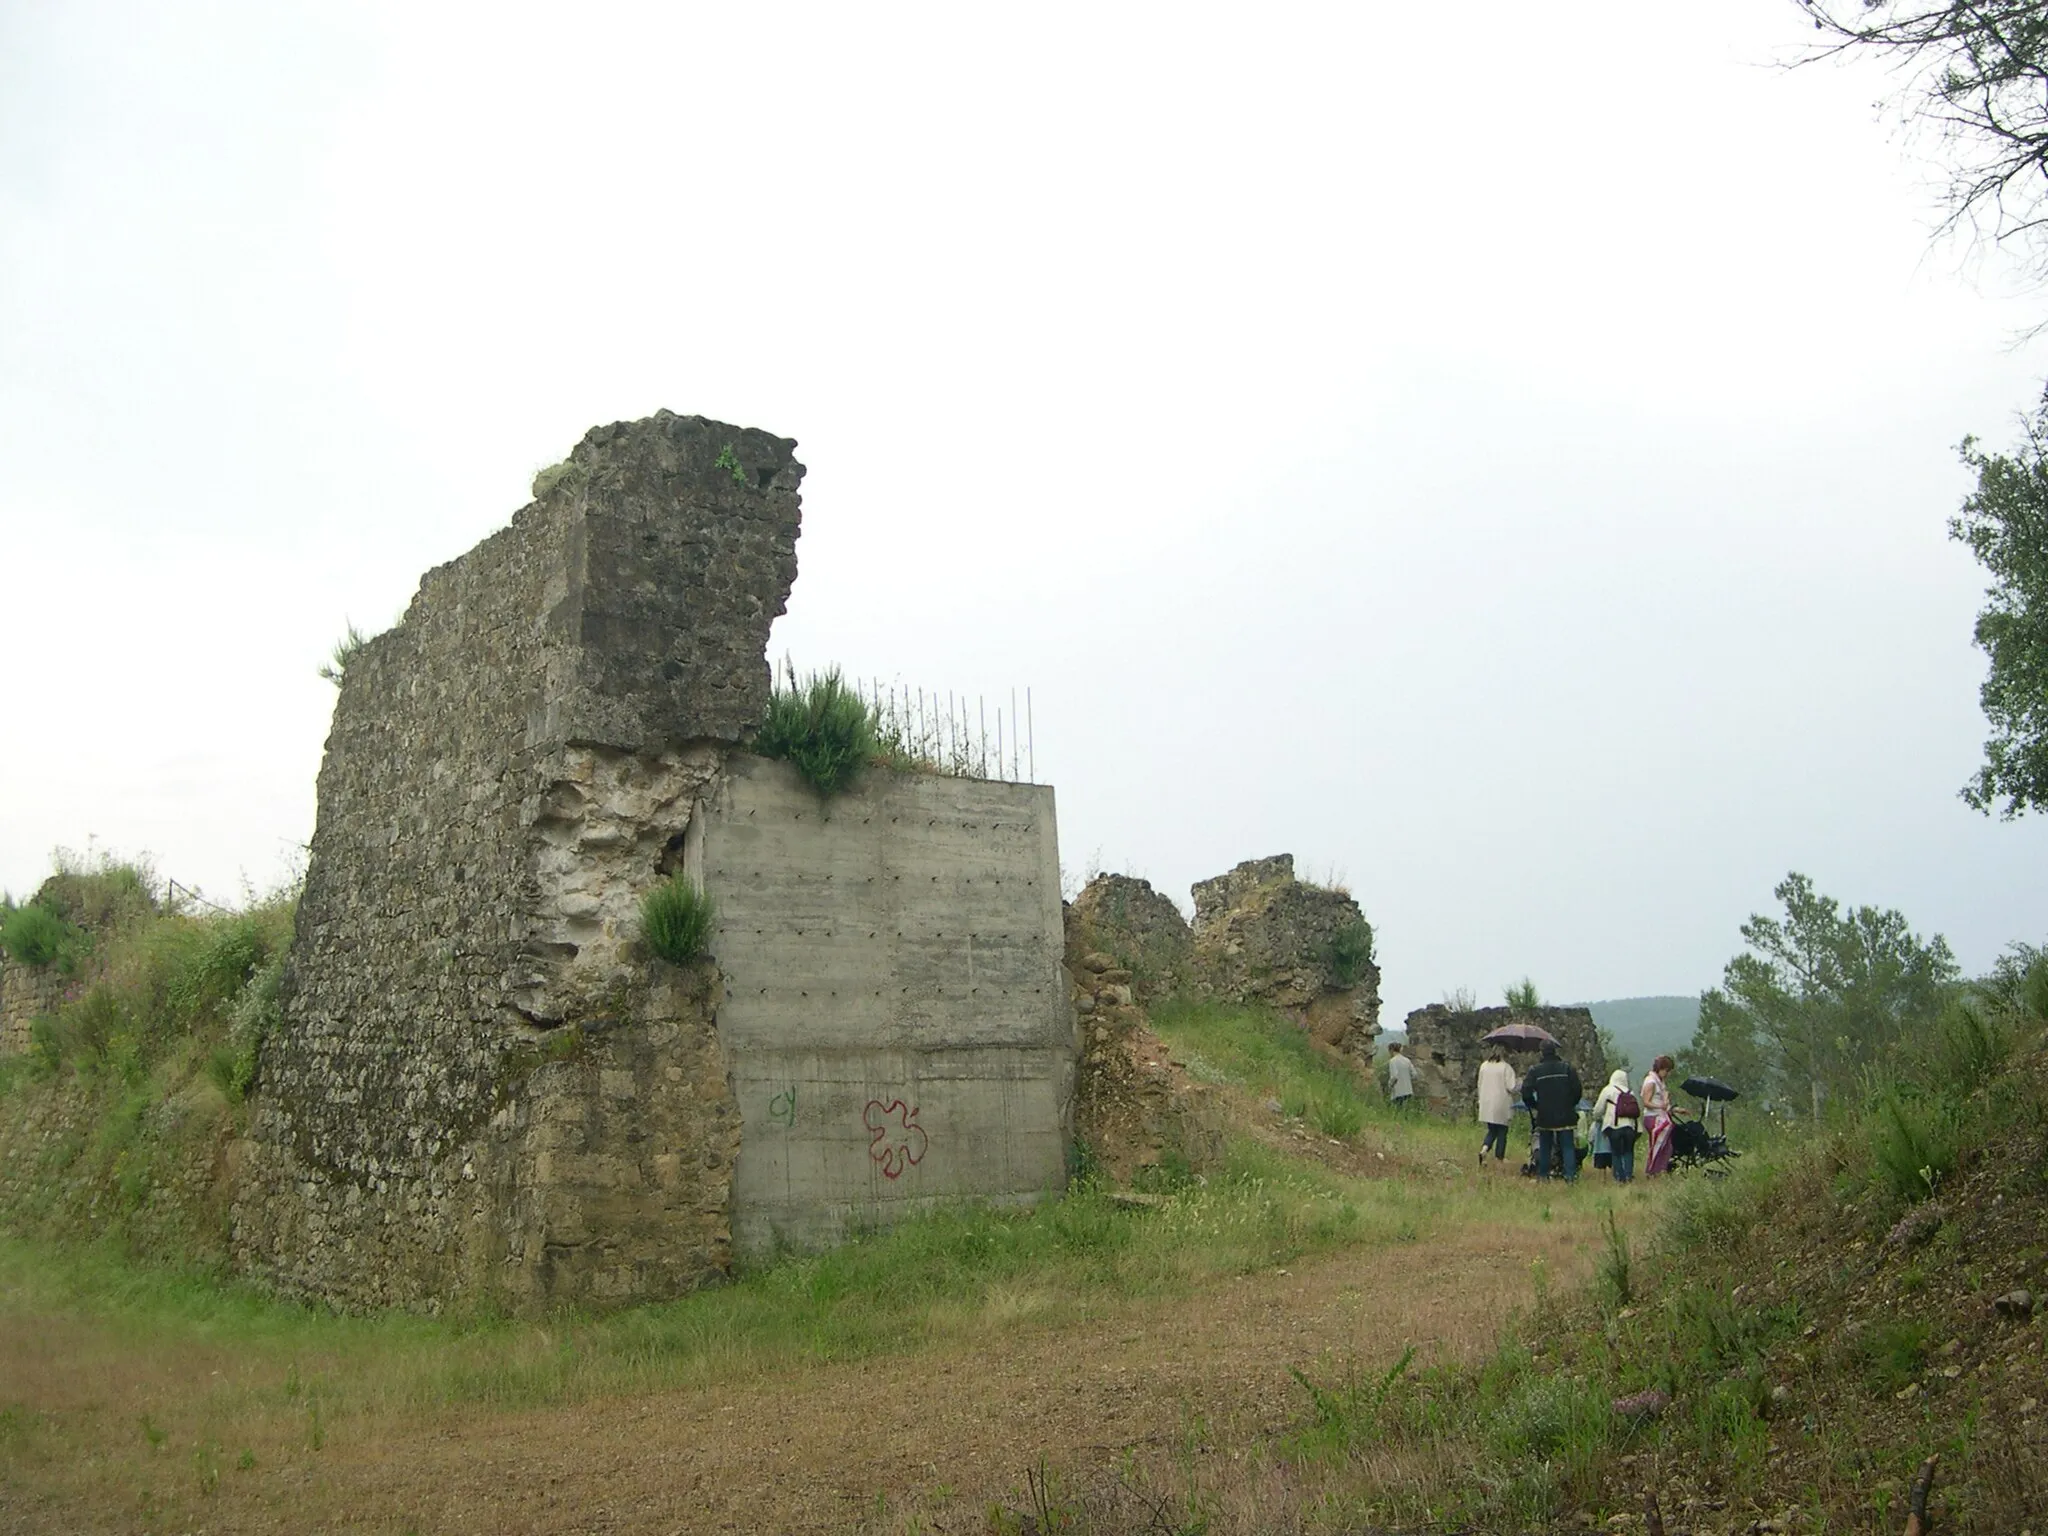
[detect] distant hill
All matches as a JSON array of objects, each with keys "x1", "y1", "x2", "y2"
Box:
[{"x1": 1574, "y1": 995, "x2": 1699, "y2": 1070}]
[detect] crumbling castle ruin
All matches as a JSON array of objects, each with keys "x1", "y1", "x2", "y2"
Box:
[
  {"x1": 1068, "y1": 855, "x2": 1382, "y2": 1062},
  {"x1": 233, "y1": 412, "x2": 1074, "y2": 1313},
  {"x1": 1401, "y1": 1003, "x2": 1608, "y2": 1117}
]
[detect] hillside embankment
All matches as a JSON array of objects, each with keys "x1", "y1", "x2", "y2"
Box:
[{"x1": 3, "y1": 861, "x2": 2045, "y2": 1532}]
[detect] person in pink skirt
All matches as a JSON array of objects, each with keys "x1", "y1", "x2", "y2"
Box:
[{"x1": 1641, "y1": 1054, "x2": 1676, "y2": 1177}]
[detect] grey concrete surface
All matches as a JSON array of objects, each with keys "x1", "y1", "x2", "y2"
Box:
[{"x1": 704, "y1": 754, "x2": 1073, "y2": 1254}]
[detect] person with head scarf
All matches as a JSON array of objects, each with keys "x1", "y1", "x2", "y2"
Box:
[
  {"x1": 1592, "y1": 1067, "x2": 1641, "y2": 1183},
  {"x1": 1475, "y1": 1045, "x2": 1518, "y2": 1165},
  {"x1": 1641, "y1": 1054, "x2": 1676, "y2": 1177}
]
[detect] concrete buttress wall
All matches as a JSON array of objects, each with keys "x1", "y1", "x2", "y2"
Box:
[{"x1": 705, "y1": 754, "x2": 1072, "y2": 1255}]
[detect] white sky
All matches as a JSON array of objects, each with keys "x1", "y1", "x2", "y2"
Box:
[{"x1": 4, "y1": 1, "x2": 2045, "y2": 1026}]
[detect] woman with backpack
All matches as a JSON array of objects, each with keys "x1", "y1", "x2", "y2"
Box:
[{"x1": 1593, "y1": 1068, "x2": 1642, "y2": 1184}]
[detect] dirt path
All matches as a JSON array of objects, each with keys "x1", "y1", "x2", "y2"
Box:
[{"x1": 1, "y1": 1212, "x2": 1598, "y2": 1534}]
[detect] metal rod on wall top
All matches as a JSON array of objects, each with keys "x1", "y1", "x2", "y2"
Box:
[
  {"x1": 1011, "y1": 687, "x2": 1019, "y2": 781},
  {"x1": 1026, "y1": 687, "x2": 1035, "y2": 783}
]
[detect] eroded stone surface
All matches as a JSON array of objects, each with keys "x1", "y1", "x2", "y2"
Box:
[
  {"x1": 1067, "y1": 875, "x2": 1192, "y2": 1004},
  {"x1": 1402, "y1": 1003, "x2": 1608, "y2": 1116},
  {"x1": 234, "y1": 412, "x2": 800, "y2": 1313},
  {"x1": 234, "y1": 412, "x2": 1075, "y2": 1313},
  {"x1": 1188, "y1": 855, "x2": 1381, "y2": 1056}
]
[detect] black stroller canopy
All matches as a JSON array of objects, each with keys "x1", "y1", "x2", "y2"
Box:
[{"x1": 1680, "y1": 1076, "x2": 1739, "y2": 1102}]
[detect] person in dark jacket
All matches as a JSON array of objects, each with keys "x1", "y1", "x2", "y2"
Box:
[{"x1": 1520, "y1": 1041, "x2": 1584, "y2": 1182}]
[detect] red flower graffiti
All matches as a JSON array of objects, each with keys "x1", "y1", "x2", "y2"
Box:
[{"x1": 863, "y1": 1098, "x2": 929, "y2": 1179}]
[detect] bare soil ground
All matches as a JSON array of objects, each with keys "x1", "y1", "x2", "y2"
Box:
[{"x1": 0, "y1": 1200, "x2": 1606, "y2": 1534}]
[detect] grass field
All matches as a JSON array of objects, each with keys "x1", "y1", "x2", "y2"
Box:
[{"x1": 0, "y1": 1056, "x2": 1645, "y2": 1533}]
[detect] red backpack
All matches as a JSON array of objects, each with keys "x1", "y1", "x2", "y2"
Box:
[{"x1": 1614, "y1": 1088, "x2": 1641, "y2": 1120}]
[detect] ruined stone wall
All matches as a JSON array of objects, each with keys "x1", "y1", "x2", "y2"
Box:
[
  {"x1": 1067, "y1": 874, "x2": 1192, "y2": 1004},
  {"x1": 1188, "y1": 855, "x2": 1381, "y2": 1058},
  {"x1": 234, "y1": 412, "x2": 801, "y2": 1313},
  {"x1": 0, "y1": 961, "x2": 71, "y2": 1057},
  {"x1": 1402, "y1": 1004, "x2": 1608, "y2": 1118}
]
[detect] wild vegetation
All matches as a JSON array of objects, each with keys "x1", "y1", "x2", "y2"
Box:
[
  {"x1": 2, "y1": 886, "x2": 2044, "y2": 1531},
  {"x1": 1689, "y1": 871, "x2": 1959, "y2": 1116},
  {"x1": 753, "y1": 665, "x2": 881, "y2": 794},
  {"x1": 1322, "y1": 917, "x2": 1374, "y2": 989},
  {"x1": 0, "y1": 855, "x2": 293, "y2": 1271},
  {"x1": 638, "y1": 874, "x2": 714, "y2": 965}
]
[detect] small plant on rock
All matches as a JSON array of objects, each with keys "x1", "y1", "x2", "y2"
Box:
[
  {"x1": 318, "y1": 623, "x2": 368, "y2": 687},
  {"x1": 754, "y1": 665, "x2": 880, "y2": 796},
  {"x1": 1504, "y1": 977, "x2": 1543, "y2": 1010},
  {"x1": 641, "y1": 876, "x2": 715, "y2": 964},
  {"x1": 1325, "y1": 918, "x2": 1375, "y2": 988}
]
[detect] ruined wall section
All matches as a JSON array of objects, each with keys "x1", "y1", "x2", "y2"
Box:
[
  {"x1": 0, "y1": 963, "x2": 69, "y2": 1058},
  {"x1": 1067, "y1": 874, "x2": 1192, "y2": 1004},
  {"x1": 705, "y1": 755, "x2": 1072, "y2": 1255},
  {"x1": 1403, "y1": 1004, "x2": 1608, "y2": 1118},
  {"x1": 235, "y1": 412, "x2": 801, "y2": 1312},
  {"x1": 1188, "y1": 855, "x2": 1381, "y2": 1058}
]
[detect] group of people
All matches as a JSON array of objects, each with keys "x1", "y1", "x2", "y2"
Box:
[
  {"x1": 1380, "y1": 1039, "x2": 1681, "y2": 1183},
  {"x1": 1475, "y1": 1042, "x2": 1679, "y2": 1181}
]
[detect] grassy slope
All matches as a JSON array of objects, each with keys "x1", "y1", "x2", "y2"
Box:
[
  {"x1": 14, "y1": 930, "x2": 2038, "y2": 1535},
  {"x1": 0, "y1": 994, "x2": 1620, "y2": 1530},
  {"x1": 1187, "y1": 1014, "x2": 2048, "y2": 1535}
]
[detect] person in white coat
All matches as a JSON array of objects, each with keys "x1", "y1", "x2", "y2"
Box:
[
  {"x1": 1476, "y1": 1046, "x2": 1519, "y2": 1165},
  {"x1": 1592, "y1": 1067, "x2": 1641, "y2": 1184}
]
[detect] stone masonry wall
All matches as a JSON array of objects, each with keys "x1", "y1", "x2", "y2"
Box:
[
  {"x1": 1067, "y1": 874, "x2": 1192, "y2": 1004},
  {"x1": 1188, "y1": 855, "x2": 1381, "y2": 1059},
  {"x1": 0, "y1": 961, "x2": 72, "y2": 1058},
  {"x1": 1402, "y1": 1004, "x2": 1609, "y2": 1118},
  {"x1": 234, "y1": 413, "x2": 801, "y2": 1313}
]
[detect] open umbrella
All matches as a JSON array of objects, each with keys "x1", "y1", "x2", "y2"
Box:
[
  {"x1": 1680, "y1": 1076, "x2": 1738, "y2": 1103},
  {"x1": 1481, "y1": 1021, "x2": 1557, "y2": 1049},
  {"x1": 1681, "y1": 1076, "x2": 1739, "y2": 1142}
]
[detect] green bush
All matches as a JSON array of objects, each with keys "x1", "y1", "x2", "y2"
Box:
[
  {"x1": 1325, "y1": 918, "x2": 1375, "y2": 987},
  {"x1": 2024, "y1": 955, "x2": 2048, "y2": 1023},
  {"x1": 754, "y1": 667, "x2": 880, "y2": 795},
  {"x1": 1931, "y1": 998, "x2": 2012, "y2": 1097},
  {"x1": 0, "y1": 902, "x2": 84, "y2": 971},
  {"x1": 1870, "y1": 1089, "x2": 1961, "y2": 1203},
  {"x1": 166, "y1": 916, "x2": 270, "y2": 1033},
  {"x1": 1504, "y1": 977, "x2": 1543, "y2": 1010},
  {"x1": 1597, "y1": 1207, "x2": 1633, "y2": 1309},
  {"x1": 641, "y1": 877, "x2": 715, "y2": 964}
]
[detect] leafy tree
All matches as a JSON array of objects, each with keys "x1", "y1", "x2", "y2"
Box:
[
  {"x1": 1972, "y1": 936, "x2": 2048, "y2": 1019},
  {"x1": 1690, "y1": 873, "x2": 1958, "y2": 1115},
  {"x1": 1797, "y1": 2, "x2": 2048, "y2": 277},
  {"x1": 1953, "y1": 398, "x2": 2048, "y2": 815}
]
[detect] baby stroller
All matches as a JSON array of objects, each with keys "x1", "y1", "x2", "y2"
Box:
[{"x1": 1670, "y1": 1076, "x2": 1740, "y2": 1173}]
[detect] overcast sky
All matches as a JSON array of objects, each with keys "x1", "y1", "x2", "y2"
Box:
[{"x1": 5, "y1": 1, "x2": 2046, "y2": 1026}]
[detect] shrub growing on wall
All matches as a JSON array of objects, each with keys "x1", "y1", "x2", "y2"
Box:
[
  {"x1": 641, "y1": 876, "x2": 715, "y2": 964},
  {"x1": 754, "y1": 666, "x2": 880, "y2": 795},
  {"x1": 1325, "y1": 918, "x2": 1376, "y2": 988},
  {"x1": 0, "y1": 901, "x2": 85, "y2": 972}
]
